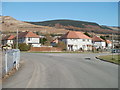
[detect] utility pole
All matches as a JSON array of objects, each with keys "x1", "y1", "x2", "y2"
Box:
[
  {"x1": 16, "y1": 28, "x2": 18, "y2": 49},
  {"x1": 112, "y1": 33, "x2": 114, "y2": 60}
]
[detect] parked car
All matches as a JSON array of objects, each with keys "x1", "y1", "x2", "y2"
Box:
[{"x1": 111, "y1": 49, "x2": 120, "y2": 53}]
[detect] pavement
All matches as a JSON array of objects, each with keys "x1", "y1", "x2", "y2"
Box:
[
  {"x1": 2, "y1": 52, "x2": 118, "y2": 88},
  {"x1": 0, "y1": 51, "x2": 2, "y2": 90}
]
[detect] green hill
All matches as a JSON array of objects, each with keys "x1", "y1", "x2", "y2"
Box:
[
  {"x1": 28, "y1": 19, "x2": 100, "y2": 28},
  {"x1": 26, "y1": 19, "x2": 118, "y2": 34}
]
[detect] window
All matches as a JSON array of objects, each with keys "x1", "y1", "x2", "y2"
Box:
[
  {"x1": 82, "y1": 39, "x2": 85, "y2": 41},
  {"x1": 87, "y1": 39, "x2": 89, "y2": 42},
  {"x1": 28, "y1": 38, "x2": 30, "y2": 41}
]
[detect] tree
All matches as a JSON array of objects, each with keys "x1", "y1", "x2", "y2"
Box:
[
  {"x1": 44, "y1": 34, "x2": 53, "y2": 46},
  {"x1": 84, "y1": 32, "x2": 91, "y2": 37},
  {"x1": 100, "y1": 36, "x2": 106, "y2": 40},
  {"x1": 40, "y1": 38, "x2": 47, "y2": 45},
  {"x1": 36, "y1": 31, "x2": 40, "y2": 35}
]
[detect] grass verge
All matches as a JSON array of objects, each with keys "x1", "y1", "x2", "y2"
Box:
[
  {"x1": 98, "y1": 54, "x2": 120, "y2": 65},
  {"x1": 24, "y1": 51, "x2": 98, "y2": 54}
]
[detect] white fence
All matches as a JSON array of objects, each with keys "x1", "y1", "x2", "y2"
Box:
[{"x1": 2, "y1": 49, "x2": 20, "y2": 76}]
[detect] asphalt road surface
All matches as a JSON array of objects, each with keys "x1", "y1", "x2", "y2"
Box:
[{"x1": 3, "y1": 53, "x2": 118, "y2": 88}]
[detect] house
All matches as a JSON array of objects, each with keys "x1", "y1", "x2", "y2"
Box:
[
  {"x1": 60, "y1": 31, "x2": 92, "y2": 51},
  {"x1": 2, "y1": 35, "x2": 15, "y2": 46},
  {"x1": 92, "y1": 36, "x2": 106, "y2": 49},
  {"x1": 15, "y1": 31, "x2": 41, "y2": 47},
  {"x1": 51, "y1": 38, "x2": 59, "y2": 46},
  {"x1": 105, "y1": 40, "x2": 112, "y2": 49}
]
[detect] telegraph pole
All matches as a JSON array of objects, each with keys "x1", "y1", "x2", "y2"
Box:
[
  {"x1": 16, "y1": 28, "x2": 18, "y2": 49},
  {"x1": 112, "y1": 33, "x2": 114, "y2": 60}
]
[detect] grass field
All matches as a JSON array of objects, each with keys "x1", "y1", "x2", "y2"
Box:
[{"x1": 99, "y1": 54, "x2": 120, "y2": 64}]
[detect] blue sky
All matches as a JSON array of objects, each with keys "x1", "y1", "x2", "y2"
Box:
[{"x1": 2, "y1": 2, "x2": 118, "y2": 26}]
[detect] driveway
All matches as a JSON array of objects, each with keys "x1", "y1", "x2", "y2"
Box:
[{"x1": 3, "y1": 53, "x2": 118, "y2": 88}]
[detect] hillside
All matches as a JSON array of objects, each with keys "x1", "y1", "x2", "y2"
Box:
[
  {"x1": 1, "y1": 16, "x2": 68, "y2": 34},
  {"x1": 28, "y1": 19, "x2": 118, "y2": 34},
  {"x1": 106, "y1": 26, "x2": 119, "y2": 31},
  {"x1": 0, "y1": 16, "x2": 118, "y2": 35}
]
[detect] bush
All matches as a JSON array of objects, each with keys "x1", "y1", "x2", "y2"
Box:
[
  {"x1": 13, "y1": 43, "x2": 31, "y2": 51},
  {"x1": 56, "y1": 41, "x2": 66, "y2": 50},
  {"x1": 40, "y1": 38, "x2": 47, "y2": 45},
  {"x1": 18, "y1": 43, "x2": 31, "y2": 51}
]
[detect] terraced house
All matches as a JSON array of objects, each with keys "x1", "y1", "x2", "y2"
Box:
[{"x1": 61, "y1": 31, "x2": 92, "y2": 51}]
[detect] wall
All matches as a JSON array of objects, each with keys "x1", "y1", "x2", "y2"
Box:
[
  {"x1": 7, "y1": 40, "x2": 14, "y2": 46},
  {"x1": 30, "y1": 47, "x2": 62, "y2": 51},
  {"x1": 2, "y1": 49, "x2": 20, "y2": 76},
  {"x1": 25, "y1": 37, "x2": 40, "y2": 44},
  {"x1": 93, "y1": 42, "x2": 106, "y2": 49}
]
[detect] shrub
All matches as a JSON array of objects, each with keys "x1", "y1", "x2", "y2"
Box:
[
  {"x1": 56, "y1": 41, "x2": 66, "y2": 50},
  {"x1": 40, "y1": 38, "x2": 47, "y2": 45},
  {"x1": 18, "y1": 43, "x2": 31, "y2": 51},
  {"x1": 13, "y1": 43, "x2": 31, "y2": 51}
]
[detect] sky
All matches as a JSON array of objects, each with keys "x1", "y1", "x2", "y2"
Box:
[
  {"x1": 2, "y1": 2, "x2": 118, "y2": 26},
  {"x1": 2, "y1": 0, "x2": 120, "y2": 2}
]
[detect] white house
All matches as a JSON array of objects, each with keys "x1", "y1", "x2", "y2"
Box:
[
  {"x1": 92, "y1": 36, "x2": 106, "y2": 49},
  {"x1": 2, "y1": 35, "x2": 15, "y2": 46},
  {"x1": 61, "y1": 31, "x2": 92, "y2": 51},
  {"x1": 15, "y1": 31, "x2": 41, "y2": 47},
  {"x1": 105, "y1": 40, "x2": 112, "y2": 49}
]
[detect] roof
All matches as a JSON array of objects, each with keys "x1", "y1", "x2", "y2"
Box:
[
  {"x1": 51, "y1": 39, "x2": 59, "y2": 43},
  {"x1": 61, "y1": 31, "x2": 91, "y2": 39},
  {"x1": 2, "y1": 35, "x2": 15, "y2": 40},
  {"x1": 106, "y1": 40, "x2": 112, "y2": 44},
  {"x1": 92, "y1": 36, "x2": 105, "y2": 42},
  {"x1": 17, "y1": 31, "x2": 39, "y2": 38}
]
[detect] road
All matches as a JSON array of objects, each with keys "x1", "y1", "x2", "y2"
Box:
[{"x1": 3, "y1": 52, "x2": 118, "y2": 88}]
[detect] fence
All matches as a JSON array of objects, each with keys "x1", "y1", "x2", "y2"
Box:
[{"x1": 2, "y1": 49, "x2": 20, "y2": 77}]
